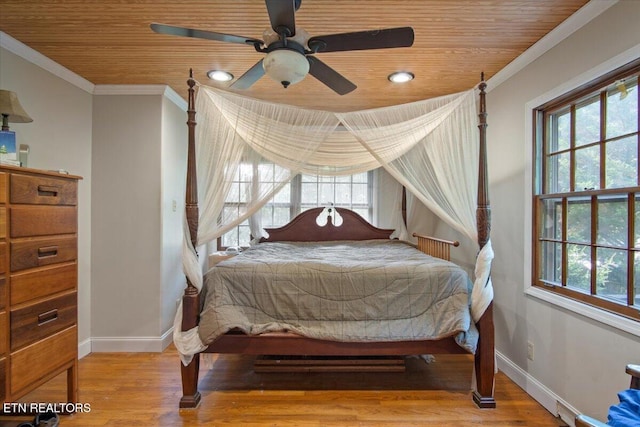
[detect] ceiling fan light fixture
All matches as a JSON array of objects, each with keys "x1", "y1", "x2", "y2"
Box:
[
  {"x1": 388, "y1": 71, "x2": 414, "y2": 83},
  {"x1": 263, "y1": 49, "x2": 310, "y2": 88},
  {"x1": 207, "y1": 70, "x2": 234, "y2": 82}
]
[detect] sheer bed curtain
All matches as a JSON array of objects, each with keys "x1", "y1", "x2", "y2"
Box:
[{"x1": 176, "y1": 85, "x2": 494, "y2": 362}]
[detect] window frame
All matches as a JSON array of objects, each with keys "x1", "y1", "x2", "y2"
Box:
[
  {"x1": 531, "y1": 58, "x2": 640, "y2": 322},
  {"x1": 217, "y1": 169, "x2": 375, "y2": 249}
]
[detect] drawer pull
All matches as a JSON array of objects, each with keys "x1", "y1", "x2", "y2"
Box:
[
  {"x1": 38, "y1": 309, "x2": 59, "y2": 325},
  {"x1": 37, "y1": 185, "x2": 60, "y2": 197},
  {"x1": 38, "y1": 246, "x2": 59, "y2": 258}
]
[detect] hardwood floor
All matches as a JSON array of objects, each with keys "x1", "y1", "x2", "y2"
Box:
[{"x1": 1, "y1": 347, "x2": 567, "y2": 426}]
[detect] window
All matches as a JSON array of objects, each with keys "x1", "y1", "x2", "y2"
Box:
[
  {"x1": 220, "y1": 164, "x2": 373, "y2": 248},
  {"x1": 533, "y1": 59, "x2": 640, "y2": 321}
]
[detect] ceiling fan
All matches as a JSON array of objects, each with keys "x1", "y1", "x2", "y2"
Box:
[{"x1": 150, "y1": 0, "x2": 414, "y2": 95}]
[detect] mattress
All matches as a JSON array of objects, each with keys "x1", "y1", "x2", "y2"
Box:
[{"x1": 198, "y1": 239, "x2": 478, "y2": 353}]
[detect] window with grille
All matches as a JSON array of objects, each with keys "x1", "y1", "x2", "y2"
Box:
[
  {"x1": 533, "y1": 59, "x2": 640, "y2": 320},
  {"x1": 220, "y1": 165, "x2": 373, "y2": 248}
]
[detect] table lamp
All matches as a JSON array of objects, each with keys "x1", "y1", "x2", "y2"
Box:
[{"x1": 0, "y1": 90, "x2": 33, "y2": 164}]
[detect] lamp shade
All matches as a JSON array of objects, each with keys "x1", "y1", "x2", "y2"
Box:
[
  {"x1": 262, "y1": 49, "x2": 310, "y2": 88},
  {"x1": 0, "y1": 90, "x2": 33, "y2": 123}
]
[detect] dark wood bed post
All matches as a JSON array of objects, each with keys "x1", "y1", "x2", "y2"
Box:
[
  {"x1": 180, "y1": 69, "x2": 202, "y2": 409},
  {"x1": 472, "y1": 73, "x2": 496, "y2": 408}
]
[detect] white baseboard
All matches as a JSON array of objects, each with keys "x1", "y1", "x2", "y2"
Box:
[
  {"x1": 161, "y1": 327, "x2": 174, "y2": 350},
  {"x1": 496, "y1": 350, "x2": 581, "y2": 427},
  {"x1": 78, "y1": 338, "x2": 92, "y2": 359},
  {"x1": 88, "y1": 328, "x2": 174, "y2": 353}
]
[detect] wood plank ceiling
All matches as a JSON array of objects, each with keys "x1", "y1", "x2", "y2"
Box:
[{"x1": 0, "y1": 0, "x2": 589, "y2": 111}]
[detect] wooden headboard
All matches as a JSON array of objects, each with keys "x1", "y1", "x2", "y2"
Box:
[{"x1": 260, "y1": 207, "x2": 394, "y2": 242}]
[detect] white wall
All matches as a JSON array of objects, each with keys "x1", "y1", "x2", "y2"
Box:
[
  {"x1": 91, "y1": 95, "x2": 163, "y2": 340},
  {"x1": 0, "y1": 44, "x2": 93, "y2": 352},
  {"x1": 160, "y1": 97, "x2": 187, "y2": 334},
  {"x1": 489, "y1": 1, "x2": 640, "y2": 422},
  {"x1": 91, "y1": 91, "x2": 186, "y2": 350}
]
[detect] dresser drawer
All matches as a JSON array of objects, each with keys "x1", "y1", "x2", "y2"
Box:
[
  {"x1": 0, "y1": 242, "x2": 6, "y2": 275},
  {"x1": 0, "y1": 277, "x2": 5, "y2": 310},
  {"x1": 10, "y1": 206, "x2": 77, "y2": 238},
  {"x1": 10, "y1": 174, "x2": 77, "y2": 206},
  {"x1": 0, "y1": 311, "x2": 6, "y2": 355},
  {"x1": 0, "y1": 207, "x2": 5, "y2": 239},
  {"x1": 10, "y1": 326, "x2": 76, "y2": 396},
  {"x1": 10, "y1": 292, "x2": 76, "y2": 351},
  {"x1": 11, "y1": 236, "x2": 77, "y2": 272},
  {"x1": 0, "y1": 356, "x2": 5, "y2": 402},
  {"x1": 0, "y1": 172, "x2": 6, "y2": 203},
  {"x1": 11, "y1": 263, "x2": 77, "y2": 305}
]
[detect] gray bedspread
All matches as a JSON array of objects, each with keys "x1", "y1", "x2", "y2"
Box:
[{"x1": 198, "y1": 240, "x2": 478, "y2": 353}]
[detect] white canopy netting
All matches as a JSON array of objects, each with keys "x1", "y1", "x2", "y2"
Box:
[{"x1": 176, "y1": 84, "x2": 494, "y2": 362}]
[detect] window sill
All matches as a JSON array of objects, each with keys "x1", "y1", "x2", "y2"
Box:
[{"x1": 525, "y1": 286, "x2": 640, "y2": 338}]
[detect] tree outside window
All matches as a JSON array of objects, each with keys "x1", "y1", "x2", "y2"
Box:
[{"x1": 534, "y1": 60, "x2": 640, "y2": 320}]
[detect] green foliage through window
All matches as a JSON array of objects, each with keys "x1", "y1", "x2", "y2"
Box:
[{"x1": 534, "y1": 62, "x2": 640, "y2": 320}]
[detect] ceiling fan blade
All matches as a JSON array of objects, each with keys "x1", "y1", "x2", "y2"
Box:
[
  {"x1": 230, "y1": 60, "x2": 266, "y2": 90},
  {"x1": 265, "y1": 0, "x2": 297, "y2": 36},
  {"x1": 150, "y1": 23, "x2": 262, "y2": 46},
  {"x1": 308, "y1": 27, "x2": 414, "y2": 53},
  {"x1": 308, "y1": 57, "x2": 356, "y2": 95}
]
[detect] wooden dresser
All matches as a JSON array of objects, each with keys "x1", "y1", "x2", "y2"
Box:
[{"x1": 0, "y1": 165, "x2": 80, "y2": 404}]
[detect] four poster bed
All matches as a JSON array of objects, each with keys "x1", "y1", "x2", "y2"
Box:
[{"x1": 176, "y1": 73, "x2": 495, "y2": 409}]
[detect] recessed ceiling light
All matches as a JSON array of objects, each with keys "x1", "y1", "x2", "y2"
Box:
[
  {"x1": 388, "y1": 71, "x2": 414, "y2": 83},
  {"x1": 207, "y1": 70, "x2": 234, "y2": 82}
]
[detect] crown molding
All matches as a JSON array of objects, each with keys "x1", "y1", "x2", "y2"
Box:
[
  {"x1": 1, "y1": 31, "x2": 186, "y2": 110},
  {"x1": 163, "y1": 86, "x2": 188, "y2": 111},
  {"x1": 0, "y1": 31, "x2": 95, "y2": 94},
  {"x1": 487, "y1": 0, "x2": 618, "y2": 91},
  {"x1": 93, "y1": 84, "x2": 187, "y2": 111}
]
